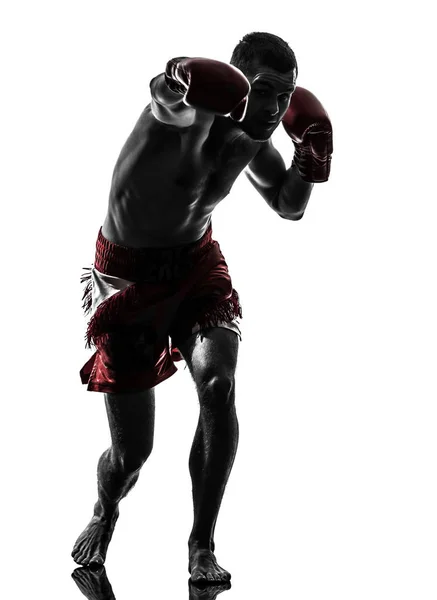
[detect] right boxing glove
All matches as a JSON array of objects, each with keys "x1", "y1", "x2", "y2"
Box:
[{"x1": 164, "y1": 57, "x2": 250, "y2": 122}]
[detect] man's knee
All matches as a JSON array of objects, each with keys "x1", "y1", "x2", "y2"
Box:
[
  {"x1": 111, "y1": 442, "x2": 153, "y2": 474},
  {"x1": 199, "y1": 372, "x2": 235, "y2": 409}
]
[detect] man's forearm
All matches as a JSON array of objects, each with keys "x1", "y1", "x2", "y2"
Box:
[{"x1": 277, "y1": 162, "x2": 314, "y2": 220}]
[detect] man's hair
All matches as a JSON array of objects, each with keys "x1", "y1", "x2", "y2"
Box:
[{"x1": 230, "y1": 32, "x2": 298, "y2": 76}]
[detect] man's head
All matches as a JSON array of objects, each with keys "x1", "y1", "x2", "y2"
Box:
[{"x1": 230, "y1": 32, "x2": 298, "y2": 141}]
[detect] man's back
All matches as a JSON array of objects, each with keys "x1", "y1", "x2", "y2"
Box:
[{"x1": 102, "y1": 90, "x2": 259, "y2": 249}]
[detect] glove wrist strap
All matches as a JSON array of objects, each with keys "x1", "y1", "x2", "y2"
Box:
[{"x1": 292, "y1": 146, "x2": 331, "y2": 183}]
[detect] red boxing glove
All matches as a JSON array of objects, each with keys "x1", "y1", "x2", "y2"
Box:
[
  {"x1": 282, "y1": 87, "x2": 333, "y2": 183},
  {"x1": 164, "y1": 57, "x2": 250, "y2": 122}
]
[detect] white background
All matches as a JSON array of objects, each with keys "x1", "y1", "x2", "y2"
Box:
[{"x1": 2, "y1": 1, "x2": 436, "y2": 598}]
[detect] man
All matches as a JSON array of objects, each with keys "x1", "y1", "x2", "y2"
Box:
[{"x1": 72, "y1": 31, "x2": 333, "y2": 584}]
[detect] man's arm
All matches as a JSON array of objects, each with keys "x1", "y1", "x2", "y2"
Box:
[
  {"x1": 245, "y1": 139, "x2": 314, "y2": 220},
  {"x1": 246, "y1": 86, "x2": 333, "y2": 219}
]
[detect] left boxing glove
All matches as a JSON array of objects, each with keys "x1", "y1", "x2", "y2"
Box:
[{"x1": 282, "y1": 87, "x2": 333, "y2": 183}]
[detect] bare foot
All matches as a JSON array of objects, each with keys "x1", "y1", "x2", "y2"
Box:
[
  {"x1": 189, "y1": 547, "x2": 231, "y2": 584},
  {"x1": 71, "y1": 507, "x2": 119, "y2": 567}
]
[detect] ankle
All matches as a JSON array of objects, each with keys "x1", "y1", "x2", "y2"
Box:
[
  {"x1": 93, "y1": 499, "x2": 119, "y2": 522},
  {"x1": 188, "y1": 536, "x2": 214, "y2": 552}
]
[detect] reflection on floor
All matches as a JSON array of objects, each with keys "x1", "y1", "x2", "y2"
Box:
[{"x1": 71, "y1": 566, "x2": 231, "y2": 600}]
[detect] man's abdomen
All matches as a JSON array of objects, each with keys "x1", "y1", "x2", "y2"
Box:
[{"x1": 102, "y1": 201, "x2": 215, "y2": 249}]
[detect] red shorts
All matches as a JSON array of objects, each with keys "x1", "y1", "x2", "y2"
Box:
[{"x1": 79, "y1": 222, "x2": 242, "y2": 393}]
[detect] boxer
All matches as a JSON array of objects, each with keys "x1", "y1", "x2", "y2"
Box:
[{"x1": 72, "y1": 31, "x2": 332, "y2": 584}]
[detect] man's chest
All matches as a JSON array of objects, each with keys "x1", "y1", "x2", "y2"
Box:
[
  {"x1": 114, "y1": 116, "x2": 259, "y2": 203},
  {"x1": 173, "y1": 145, "x2": 251, "y2": 196}
]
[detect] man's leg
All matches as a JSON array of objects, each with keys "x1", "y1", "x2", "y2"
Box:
[
  {"x1": 177, "y1": 327, "x2": 239, "y2": 583},
  {"x1": 71, "y1": 389, "x2": 155, "y2": 567}
]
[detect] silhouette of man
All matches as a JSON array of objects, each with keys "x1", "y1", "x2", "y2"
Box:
[{"x1": 72, "y1": 31, "x2": 332, "y2": 583}]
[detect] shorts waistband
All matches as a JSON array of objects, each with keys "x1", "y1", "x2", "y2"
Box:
[{"x1": 93, "y1": 222, "x2": 214, "y2": 281}]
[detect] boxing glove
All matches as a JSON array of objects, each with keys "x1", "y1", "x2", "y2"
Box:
[
  {"x1": 164, "y1": 57, "x2": 250, "y2": 122},
  {"x1": 282, "y1": 87, "x2": 333, "y2": 182}
]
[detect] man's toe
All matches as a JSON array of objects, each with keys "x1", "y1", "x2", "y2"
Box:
[
  {"x1": 73, "y1": 554, "x2": 83, "y2": 565},
  {"x1": 90, "y1": 553, "x2": 104, "y2": 565}
]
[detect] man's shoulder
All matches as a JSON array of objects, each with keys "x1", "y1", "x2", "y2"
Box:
[{"x1": 131, "y1": 104, "x2": 184, "y2": 138}]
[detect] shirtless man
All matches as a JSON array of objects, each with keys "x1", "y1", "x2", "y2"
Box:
[{"x1": 72, "y1": 32, "x2": 332, "y2": 584}]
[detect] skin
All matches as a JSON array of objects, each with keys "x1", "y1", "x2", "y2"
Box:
[{"x1": 71, "y1": 56, "x2": 312, "y2": 583}]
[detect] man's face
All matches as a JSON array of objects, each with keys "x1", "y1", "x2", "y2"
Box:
[{"x1": 237, "y1": 61, "x2": 297, "y2": 142}]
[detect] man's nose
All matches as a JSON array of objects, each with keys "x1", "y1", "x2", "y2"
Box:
[{"x1": 264, "y1": 99, "x2": 279, "y2": 117}]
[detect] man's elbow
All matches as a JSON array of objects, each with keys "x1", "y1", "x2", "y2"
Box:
[
  {"x1": 279, "y1": 210, "x2": 305, "y2": 221},
  {"x1": 276, "y1": 191, "x2": 308, "y2": 221}
]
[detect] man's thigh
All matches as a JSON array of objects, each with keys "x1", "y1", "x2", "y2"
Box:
[{"x1": 176, "y1": 327, "x2": 239, "y2": 389}]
